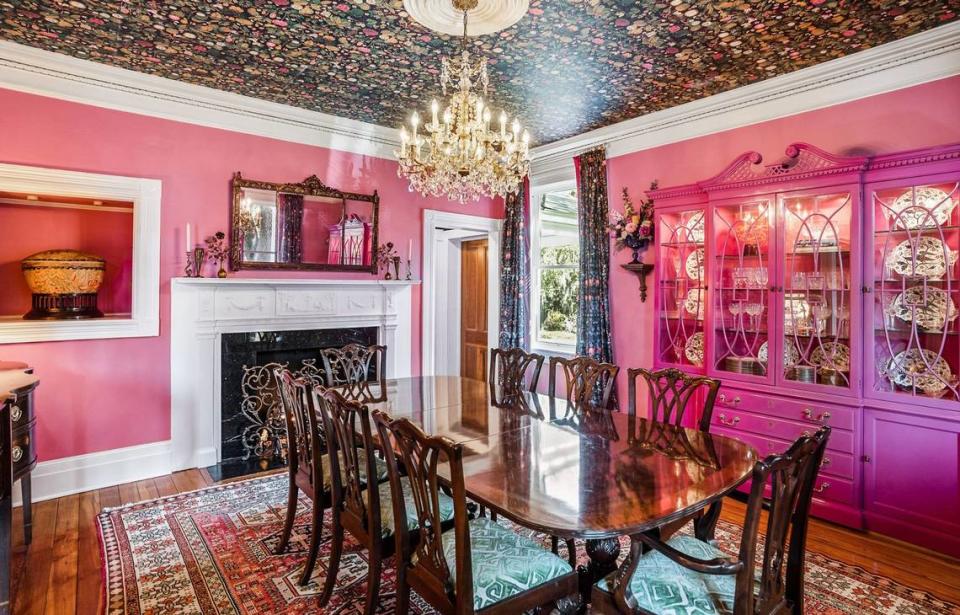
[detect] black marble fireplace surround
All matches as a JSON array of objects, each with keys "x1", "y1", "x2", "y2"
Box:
[{"x1": 208, "y1": 326, "x2": 378, "y2": 480}]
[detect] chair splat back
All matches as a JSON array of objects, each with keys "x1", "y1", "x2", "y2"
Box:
[
  {"x1": 320, "y1": 343, "x2": 387, "y2": 402},
  {"x1": 627, "y1": 367, "x2": 721, "y2": 431},
  {"x1": 549, "y1": 355, "x2": 619, "y2": 409},
  {"x1": 275, "y1": 369, "x2": 326, "y2": 492},
  {"x1": 489, "y1": 347, "x2": 545, "y2": 397},
  {"x1": 373, "y1": 411, "x2": 471, "y2": 609},
  {"x1": 738, "y1": 426, "x2": 831, "y2": 614},
  {"x1": 315, "y1": 388, "x2": 381, "y2": 535}
]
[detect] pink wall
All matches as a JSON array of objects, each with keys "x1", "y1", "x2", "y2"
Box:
[
  {"x1": 0, "y1": 203, "x2": 134, "y2": 315},
  {"x1": 0, "y1": 88, "x2": 502, "y2": 462},
  {"x1": 606, "y1": 75, "x2": 960, "y2": 404}
]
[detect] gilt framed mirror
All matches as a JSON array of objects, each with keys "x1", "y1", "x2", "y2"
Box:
[{"x1": 230, "y1": 173, "x2": 379, "y2": 273}]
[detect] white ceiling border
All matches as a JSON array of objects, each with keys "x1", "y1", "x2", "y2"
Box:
[
  {"x1": 531, "y1": 21, "x2": 960, "y2": 177},
  {"x1": 0, "y1": 40, "x2": 400, "y2": 160}
]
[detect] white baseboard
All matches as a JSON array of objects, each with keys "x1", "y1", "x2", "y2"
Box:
[{"x1": 12, "y1": 440, "x2": 173, "y2": 506}]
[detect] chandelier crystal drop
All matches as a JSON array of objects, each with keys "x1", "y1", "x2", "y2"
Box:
[{"x1": 396, "y1": 0, "x2": 530, "y2": 204}]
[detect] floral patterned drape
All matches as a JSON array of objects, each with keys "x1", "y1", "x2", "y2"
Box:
[
  {"x1": 574, "y1": 147, "x2": 614, "y2": 364},
  {"x1": 278, "y1": 193, "x2": 304, "y2": 263},
  {"x1": 498, "y1": 177, "x2": 531, "y2": 350}
]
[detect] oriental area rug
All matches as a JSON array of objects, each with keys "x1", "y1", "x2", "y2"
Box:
[{"x1": 97, "y1": 474, "x2": 959, "y2": 614}]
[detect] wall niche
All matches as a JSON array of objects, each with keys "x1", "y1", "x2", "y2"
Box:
[{"x1": 0, "y1": 164, "x2": 160, "y2": 343}]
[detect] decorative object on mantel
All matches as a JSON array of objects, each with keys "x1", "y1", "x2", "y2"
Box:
[
  {"x1": 396, "y1": 0, "x2": 531, "y2": 203},
  {"x1": 405, "y1": 238, "x2": 414, "y2": 281},
  {"x1": 183, "y1": 222, "x2": 205, "y2": 278},
  {"x1": 376, "y1": 241, "x2": 399, "y2": 280},
  {"x1": 21, "y1": 250, "x2": 105, "y2": 319},
  {"x1": 204, "y1": 231, "x2": 229, "y2": 279},
  {"x1": 609, "y1": 184, "x2": 656, "y2": 264}
]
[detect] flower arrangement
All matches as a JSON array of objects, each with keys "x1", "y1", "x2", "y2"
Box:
[
  {"x1": 609, "y1": 183, "x2": 656, "y2": 263},
  {"x1": 205, "y1": 231, "x2": 229, "y2": 278},
  {"x1": 376, "y1": 241, "x2": 400, "y2": 280}
]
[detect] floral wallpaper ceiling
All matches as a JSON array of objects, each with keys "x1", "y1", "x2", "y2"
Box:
[{"x1": 0, "y1": 1, "x2": 957, "y2": 145}]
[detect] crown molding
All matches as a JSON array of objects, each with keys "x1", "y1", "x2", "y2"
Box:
[
  {"x1": 531, "y1": 21, "x2": 960, "y2": 175},
  {"x1": 0, "y1": 40, "x2": 400, "y2": 160}
]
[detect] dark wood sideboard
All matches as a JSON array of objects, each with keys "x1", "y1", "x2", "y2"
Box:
[{"x1": 0, "y1": 363, "x2": 38, "y2": 615}]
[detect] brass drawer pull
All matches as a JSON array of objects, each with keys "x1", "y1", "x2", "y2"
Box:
[
  {"x1": 718, "y1": 394, "x2": 741, "y2": 406},
  {"x1": 11, "y1": 446, "x2": 22, "y2": 463},
  {"x1": 821, "y1": 457, "x2": 831, "y2": 467},
  {"x1": 718, "y1": 413, "x2": 740, "y2": 426},
  {"x1": 10, "y1": 404, "x2": 21, "y2": 422},
  {"x1": 813, "y1": 482, "x2": 830, "y2": 494},
  {"x1": 802, "y1": 408, "x2": 831, "y2": 423}
]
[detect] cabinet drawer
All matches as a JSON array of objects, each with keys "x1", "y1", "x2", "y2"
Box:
[
  {"x1": 717, "y1": 388, "x2": 854, "y2": 431},
  {"x1": 713, "y1": 408, "x2": 854, "y2": 454},
  {"x1": 11, "y1": 429, "x2": 36, "y2": 477},
  {"x1": 9, "y1": 391, "x2": 34, "y2": 429},
  {"x1": 712, "y1": 426, "x2": 854, "y2": 480}
]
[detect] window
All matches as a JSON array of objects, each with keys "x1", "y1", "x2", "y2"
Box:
[{"x1": 531, "y1": 182, "x2": 579, "y2": 351}]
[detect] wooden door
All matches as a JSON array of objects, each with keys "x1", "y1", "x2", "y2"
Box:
[{"x1": 460, "y1": 239, "x2": 488, "y2": 382}]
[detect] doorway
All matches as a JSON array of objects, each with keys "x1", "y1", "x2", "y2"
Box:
[
  {"x1": 460, "y1": 238, "x2": 488, "y2": 381},
  {"x1": 422, "y1": 210, "x2": 502, "y2": 379}
]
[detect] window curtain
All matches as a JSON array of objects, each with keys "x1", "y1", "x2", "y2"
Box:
[
  {"x1": 497, "y1": 176, "x2": 531, "y2": 350},
  {"x1": 278, "y1": 193, "x2": 304, "y2": 263},
  {"x1": 574, "y1": 147, "x2": 614, "y2": 364}
]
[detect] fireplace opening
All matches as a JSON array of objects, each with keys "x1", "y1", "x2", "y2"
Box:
[{"x1": 207, "y1": 326, "x2": 379, "y2": 480}]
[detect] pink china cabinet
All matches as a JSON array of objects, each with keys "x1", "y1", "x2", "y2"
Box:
[{"x1": 650, "y1": 142, "x2": 960, "y2": 558}]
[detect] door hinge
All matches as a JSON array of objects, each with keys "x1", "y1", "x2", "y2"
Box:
[{"x1": 861, "y1": 455, "x2": 872, "y2": 463}]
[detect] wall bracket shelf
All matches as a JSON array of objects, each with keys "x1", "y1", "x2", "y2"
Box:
[{"x1": 621, "y1": 262, "x2": 654, "y2": 302}]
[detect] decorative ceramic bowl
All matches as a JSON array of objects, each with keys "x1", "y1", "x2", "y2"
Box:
[{"x1": 22, "y1": 250, "x2": 105, "y2": 294}]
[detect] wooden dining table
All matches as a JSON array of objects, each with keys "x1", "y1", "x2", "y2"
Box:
[{"x1": 360, "y1": 375, "x2": 758, "y2": 605}]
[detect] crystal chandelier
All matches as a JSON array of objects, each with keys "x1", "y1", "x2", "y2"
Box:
[{"x1": 396, "y1": 0, "x2": 530, "y2": 204}]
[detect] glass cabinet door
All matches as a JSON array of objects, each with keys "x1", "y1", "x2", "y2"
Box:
[
  {"x1": 711, "y1": 198, "x2": 775, "y2": 382},
  {"x1": 870, "y1": 180, "x2": 960, "y2": 403},
  {"x1": 656, "y1": 208, "x2": 706, "y2": 370},
  {"x1": 780, "y1": 191, "x2": 856, "y2": 392}
]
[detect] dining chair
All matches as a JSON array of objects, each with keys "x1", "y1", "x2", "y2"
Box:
[
  {"x1": 316, "y1": 388, "x2": 454, "y2": 614},
  {"x1": 548, "y1": 355, "x2": 619, "y2": 409},
  {"x1": 320, "y1": 343, "x2": 387, "y2": 402},
  {"x1": 592, "y1": 426, "x2": 831, "y2": 615},
  {"x1": 626, "y1": 367, "x2": 721, "y2": 432},
  {"x1": 272, "y1": 369, "x2": 333, "y2": 586},
  {"x1": 626, "y1": 367, "x2": 722, "y2": 541},
  {"x1": 372, "y1": 410, "x2": 580, "y2": 615},
  {"x1": 489, "y1": 347, "x2": 545, "y2": 399}
]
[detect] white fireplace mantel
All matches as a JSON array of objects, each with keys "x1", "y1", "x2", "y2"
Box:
[{"x1": 169, "y1": 277, "x2": 417, "y2": 471}]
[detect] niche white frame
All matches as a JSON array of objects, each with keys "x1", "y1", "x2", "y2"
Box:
[{"x1": 0, "y1": 163, "x2": 161, "y2": 343}]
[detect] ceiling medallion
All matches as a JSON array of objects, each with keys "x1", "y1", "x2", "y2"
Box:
[{"x1": 397, "y1": 0, "x2": 531, "y2": 203}]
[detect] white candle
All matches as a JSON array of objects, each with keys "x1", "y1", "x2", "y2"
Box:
[
  {"x1": 185, "y1": 223, "x2": 192, "y2": 250},
  {"x1": 408, "y1": 238, "x2": 413, "y2": 261}
]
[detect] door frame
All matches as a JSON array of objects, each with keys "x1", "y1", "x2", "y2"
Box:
[{"x1": 422, "y1": 209, "x2": 503, "y2": 378}]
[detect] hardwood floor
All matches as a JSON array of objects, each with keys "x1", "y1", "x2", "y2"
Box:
[{"x1": 8, "y1": 469, "x2": 960, "y2": 614}]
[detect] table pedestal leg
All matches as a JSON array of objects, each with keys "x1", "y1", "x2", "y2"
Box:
[{"x1": 577, "y1": 537, "x2": 621, "y2": 608}]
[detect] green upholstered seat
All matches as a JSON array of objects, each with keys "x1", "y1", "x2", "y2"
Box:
[
  {"x1": 596, "y1": 534, "x2": 735, "y2": 615},
  {"x1": 320, "y1": 448, "x2": 388, "y2": 490},
  {"x1": 370, "y1": 476, "x2": 455, "y2": 538},
  {"x1": 439, "y1": 517, "x2": 574, "y2": 611}
]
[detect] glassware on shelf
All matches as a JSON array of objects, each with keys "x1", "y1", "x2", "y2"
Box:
[{"x1": 745, "y1": 302, "x2": 764, "y2": 330}]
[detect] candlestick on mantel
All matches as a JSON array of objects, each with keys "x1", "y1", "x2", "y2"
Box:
[{"x1": 185, "y1": 223, "x2": 193, "y2": 250}]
